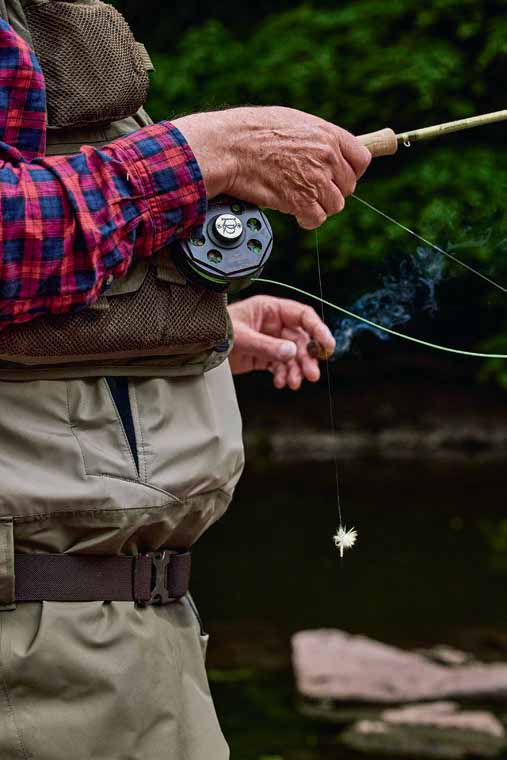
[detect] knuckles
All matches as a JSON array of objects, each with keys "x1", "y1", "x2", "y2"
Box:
[
  {"x1": 230, "y1": 107, "x2": 369, "y2": 223},
  {"x1": 317, "y1": 143, "x2": 336, "y2": 166},
  {"x1": 298, "y1": 209, "x2": 327, "y2": 229}
]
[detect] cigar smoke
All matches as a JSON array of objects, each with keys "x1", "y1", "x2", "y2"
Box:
[{"x1": 333, "y1": 247, "x2": 445, "y2": 356}]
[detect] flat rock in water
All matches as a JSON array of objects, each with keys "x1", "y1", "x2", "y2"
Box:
[
  {"x1": 292, "y1": 630, "x2": 507, "y2": 704},
  {"x1": 416, "y1": 645, "x2": 477, "y2": 667},
  {"x1": 341, "y1": 702, "x2": 506, "y2": 758}
]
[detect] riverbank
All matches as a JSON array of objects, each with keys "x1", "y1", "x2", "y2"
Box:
[
  {"x1": 237, "y1": 352, "x2": 507, "y2": 462},
  {"x1": 191, "y1": 351, "x2": 507, "y2": 758}
]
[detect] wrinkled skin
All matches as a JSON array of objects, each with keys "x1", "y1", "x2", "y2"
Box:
[
  {"x1": 174, "y1": 106, "x2": 371, "y2": 229},
  {"x1": 228, "y1": 295, "x2": 335, "y2": 390}
]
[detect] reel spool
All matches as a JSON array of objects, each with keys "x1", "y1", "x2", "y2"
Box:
[{"x1": 173, "y1": 197, "x2": 273, "y2": 292}]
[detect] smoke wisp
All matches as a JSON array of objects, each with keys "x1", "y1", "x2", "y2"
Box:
[{"x1": 333, "y1": 247, "x2": 446, "y2": 356}]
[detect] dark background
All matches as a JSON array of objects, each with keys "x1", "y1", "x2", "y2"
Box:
[
  {"x1": 112, "y1": 3, "x2": 507, "y2": 758},
  {"x1": 114, "y1": 0, "x2": 507, "y2": 384}
]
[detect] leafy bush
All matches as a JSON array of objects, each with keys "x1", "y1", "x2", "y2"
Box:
[{"x1": 145, "y1": 0, "x2": 506, "y2": 378}]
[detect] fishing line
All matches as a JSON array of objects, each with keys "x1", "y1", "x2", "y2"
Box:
[
  {"x1": 255, "y1": 278, "x2": 507, "y2": 359},
  {"x1": 352, "y1": 194, "x2": 507, "y2": 294},
  {"x1": 315, "y1": 231, "x2": 343, "y2": 530},
  {"x1": 257, "y1": 187, "x2": 506, "y2": 556}
]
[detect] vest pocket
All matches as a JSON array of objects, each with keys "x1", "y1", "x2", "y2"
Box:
[
  {"x1": 0, "y1": 259, "x2": 230, "y2": 372},
  {"x1": 24, "y1": 0, "x2": 150, "y2": 128}
]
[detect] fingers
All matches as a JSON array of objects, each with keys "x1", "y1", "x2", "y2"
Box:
[
  {"x1": 271, "y1": 354, "x2": 317, "y2": 391},
  {"x1": 322, "y1": 182, "x2": 345, "y2": 216},
  {"x1": 235, "y1": 323, "x2": 297, "y2": 366},
  {"x1": 296, "y1": 188, "x2": 351, "y2": 229},
  {"x1": 325, "y1": 148, "x2": 358, "y2": 199},
  {"x1": 230, "y1": 295, "x2": 334, "y2": 389},
  {"x1": 296, "y1": 200, "x2": 328, "y2": 230},
  {"x1": 271, "y1": 359, "x2": 302, "y2": 390},
  {"x1": 335, "y1": 128, "x2": 372, "y2": 179},
  {"x1": 273, "y1": 362, "x2": 288, "y2": 389},
  {"x1": 216, "y1": 106, "x2": 371, "y2": 229},
  {"x1": 288, "y1": 360, "x2": 303, "y2": 390},
  {"x1": 272, "y1": 321, "x2": 332, "y2": 391},
  {"x1": 282, "y1": 326, "x2": 320, "y2": 384},
  {"x1": 296, "y1": 137, "x2": 363, "y2": 229},
  {"x1": 274, "y1": 298, "x2": 336, "y2": 353}
]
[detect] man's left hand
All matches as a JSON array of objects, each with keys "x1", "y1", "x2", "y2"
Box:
[{"x1": 228, "y1": 295, "x2": 335, "y2": 389}]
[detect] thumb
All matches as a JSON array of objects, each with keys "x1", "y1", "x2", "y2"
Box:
[{"x1": 237, "y1": 324, "x2": 297, "y2": 363}]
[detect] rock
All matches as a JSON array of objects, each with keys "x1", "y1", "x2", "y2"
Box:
[
  {"x1": 292, "y1": 630, "x2": 507, "y2": 704},
  {"x1": 381, "y1": 702, "x2": 502, "y2": 731},
  {"x1": 416, "y1": 645, "x2": 476, "y2": 668},
  {"x1": 341, "y1": 702, "x2": 505, "y2": 758}
]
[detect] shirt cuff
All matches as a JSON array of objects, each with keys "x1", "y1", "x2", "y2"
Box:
[{"x1": 107, "y1": 121, "x2": 208, "y2": 253}]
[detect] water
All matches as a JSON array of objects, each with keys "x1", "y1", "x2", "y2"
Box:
[{"x1": 192, "y1": 455, "x2": 507, "y2": 759}]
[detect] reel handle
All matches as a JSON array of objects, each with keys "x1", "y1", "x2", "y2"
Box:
[{"x1": 358, "y1": 128, "x2": 398, "y2": 157}]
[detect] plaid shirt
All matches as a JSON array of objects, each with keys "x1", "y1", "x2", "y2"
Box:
[{"x1": 0, "y1": 19, "x2": 207, "y2": 328}]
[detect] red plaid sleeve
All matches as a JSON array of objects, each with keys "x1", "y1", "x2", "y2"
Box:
[{"x1": 0, "y1": 20, "x2": 207, "y2": 329}]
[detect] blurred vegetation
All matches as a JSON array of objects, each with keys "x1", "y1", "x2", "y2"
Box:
[
  {"x1": 116, "y1": 0, "x2": 506, "y2": 382},
  {"x1": 482, "y1": 518, "x2": 507, "y2": 572}
]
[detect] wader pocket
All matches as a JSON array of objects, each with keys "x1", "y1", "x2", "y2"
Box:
[{"x1": 24, "y1": 0, "x2": 150, "y2": 128}]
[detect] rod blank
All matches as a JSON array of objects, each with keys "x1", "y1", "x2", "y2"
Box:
[
  {"x1": 398, "y1": 109, "x2": 507, "y2": 145},
  {"x1": 358, "y1": 109, "x2": 507, "y2": 158}
]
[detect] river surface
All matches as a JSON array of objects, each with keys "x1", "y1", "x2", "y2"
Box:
[{"x1": 192, "y1": 453, "x2": 507, "y2": 760}]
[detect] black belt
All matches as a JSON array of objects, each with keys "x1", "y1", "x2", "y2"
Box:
[{"x1": 14, "y1": 551, "x2": 191, "y2": 605}]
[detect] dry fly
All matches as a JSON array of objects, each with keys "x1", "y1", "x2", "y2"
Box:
[{"x1": 333, "y1": 526, "x2": 358, "y2": 558}]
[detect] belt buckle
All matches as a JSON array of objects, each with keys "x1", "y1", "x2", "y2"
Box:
[{"x1": 148, "y1": 551, "x2": 174, "y2": 606}]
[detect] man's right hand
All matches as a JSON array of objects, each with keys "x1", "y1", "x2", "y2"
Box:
[{"x1": 173, "y1": 106, "x2": 371, "y2": 230}]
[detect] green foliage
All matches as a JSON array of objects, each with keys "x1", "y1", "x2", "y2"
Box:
[
  {"x1": 482, "y1": 518, "x2": 507, "y2": 573},
  {"x1": 149, "y1": 2, "x2": 505, "y2": 125},
  {"x1": 480, "y1": 335, "x2": 507, "y2": 390},
  {"x1": 145, "y1": 0, "x2": 507, "y2": 382},
  {"x1": 208, "y1": 668, "x2": 257, "y2": 683}
]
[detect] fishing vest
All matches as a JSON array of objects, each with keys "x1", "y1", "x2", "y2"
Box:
[{"x1": 0, "y1": 0, "x2": 232, "y2": 381}]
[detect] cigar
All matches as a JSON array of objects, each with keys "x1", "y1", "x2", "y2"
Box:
[{"x1": 307, "y1": 340, "x2": 334, "y2": 361}]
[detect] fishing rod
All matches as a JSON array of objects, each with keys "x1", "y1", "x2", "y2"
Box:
[
  {"x1": 170, "y1": 109, "x2": 505, "y2": 557},
  {"x1": 304, "y1": 109, "x2": 507, "y2": 556},
  {"x1": 358, "y1": 109, "x2": 507, "y2": 156},
  {"x1": 174, "y1": 109, "x2": 506, "y2": 293},
  {"x1": 303, "y1": 109, "x2": 507, "y2": 359}
]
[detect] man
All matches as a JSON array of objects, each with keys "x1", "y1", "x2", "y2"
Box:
[{"x1": 0, "y1": 4, "x2": 370, "y2": 759}]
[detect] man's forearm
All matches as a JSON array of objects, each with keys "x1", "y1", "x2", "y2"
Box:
[{"x1": 0, "y1": 15, "x2": 371, "y2": 330}]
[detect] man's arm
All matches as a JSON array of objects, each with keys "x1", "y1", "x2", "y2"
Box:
[
  {"x1": 0, "y1": 20, "x2": 206, "y2": 329},
  {"x1": 0, "y1": 125, "x2": 206, "y2": 328},
  {"x1": 0, "y1": 20, "x2": 371, "y2": 331}
]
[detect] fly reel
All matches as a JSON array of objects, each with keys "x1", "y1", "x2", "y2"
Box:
[{"x1": 173, "y1": 197, "x2": 273, "y2": 292}]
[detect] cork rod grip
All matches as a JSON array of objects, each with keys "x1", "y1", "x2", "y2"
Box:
[{"x1": 358, "y1": 128, "x2": 398, "y2": 157}]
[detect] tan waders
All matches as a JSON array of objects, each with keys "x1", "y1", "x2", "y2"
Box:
[
  {"x1": 0, "y1": 2, "x2": 245, "y2": 758},
  {"x1": 0, "y1": 368, "x2": 244, "y2": 760}
]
